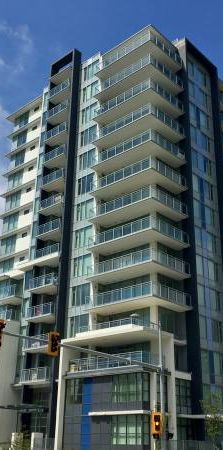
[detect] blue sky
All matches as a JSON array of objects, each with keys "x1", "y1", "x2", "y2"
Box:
[{"x1": 0, "y1": 0, "x2": 222, "y2": 190}]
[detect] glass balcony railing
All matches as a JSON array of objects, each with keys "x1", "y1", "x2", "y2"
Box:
[
  {"x1": 97, "y1": 104, "x2": 184, "y2": 139},
  {"x1": 25, "y1": 302, "x2": 55, "y2": 320},
  {"x1": 29, "y1": 273, "x2": 58, "y2": 290},
  {"x1": 97, "y1": 55, "x2": 183, "y2": 93},
  {"x1": 40, "y1": 193, "x2": 63, "y2": 210},
  {"x1": 0, "y1": 308, "x2": 19, "y2": 321},
  {"x1": 93, "y1": 215, "x2": 189, "y2": 246},
  {"x1": 43, "y1": 122, "x2": 68, "y2": 142},
  {"x1": 69, "y1": 350, "x2": 160, "y2": 373},
  {"x1": 94, "y1": 248, "x2": 190, "y2": 276},
  {"x1": 98, "y1": 30, "x2": 181, "y2": 70},
  {"x1": 94, "y1": 157, "x2": 186, "y2": 191},
  {"x1": 96, "y1": 79, "x2": 184, "y2": 117},
  {"x1": 35, "y1": 243, "x2": 60, "y2": 259},
  {"x1": 17, "y1": 367, "x2": 50, "y2": 383},
  {"x1": 95, "y1": 281, "x2": 191, "y2": 308},
  {"x1": 42, "y1": 168, "x2": 64, "y2": 186},
  {"x1": 95, "y1": 129, "x2": 185, "y2": 165},
  {"x1": 37, "y1": 218, "x2": 61, "y2": 237},
  {"x1": 0, "y1": 285, "x2": 21, "y2": 300},
  {"x1": 96, "y1": 185, "x2": 187, "y2": 217},
  {"x1": 43, "y1": 144, "x2": 66, "y2": 163},
  {"x1": 22, "y1": 334, "x2": 48, "y2": 351},
  {"x1": 47, "y1": 101, "x2": 69, "y2": 120},
  {"x1": 49, "y1": 79, "x2": 70, "y2": 98}
]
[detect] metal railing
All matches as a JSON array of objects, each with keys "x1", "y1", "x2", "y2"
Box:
[
  {"x1": 94, "y1": 248, "x2": 190, "y2": 276},
  {"x1": 167, "y1": 441, "x2": 219, "y2": 450},
  {"x1": 42, "y1": 168, "x2": 64, "y2": 186},
  {"x1": 37, "y1": 218, "x2": 61, "y2": 236},
  {"x1": 97, "y1": 54, "x2": 183, "y2": 92},
  {"x1": 25, "y1": 302, "x2": 55, "y2": 320},
  {"x1": 98, "y1": 30, "x2": 181, "y2": 70},
  {"x1": 0, "y1": 284, "x2": 20, "y2": 300},
  {"x1": 96, "y1": 78, "x2": 184, "y2": 117},
  {"x1": 49, "y1": 79, "x2": 70, "y2": 98},
  {"x1": 35, "y1": 243, "x2": 60, "y2": 259},
  {"x1": 40, "y1": 193, "x2": 63, "y2": 210},
  {"x1": 17, "y1": 367, "x2": 50, "y2": 383},
  {"x1": 29, "y1": 273, "x2": 58, "y2": 290},
  {"x1": 43, "y1": 144, "x2": 66, "y2": 163},
  {"x1": 43, "y1": 122, "x2": 68, "y2": 142},
  {"x1": 95, "y1": 185, "x2": 188, "y2": 217},
  {"x1": 93, "y1": 281, "x2": 191, "y2": 308},
  {"x1": 22, "y1": 334, "x2": 48, "y2": 350},
  {"x1": 93, "y1": 215, "x2": 189, "y2": 246},
  {"x1": 97, "y1": 103, "x2": 184, "y2": 139},
  {"x1": 0, "y1": 308, "x2": 19, "y2": 321},
  {"x1": 47, "y1": 101, "x2": 69, "y2": 119},
  {"x1": 94, "y1": 157, "x2": 186, "y2": 190},
  {"x1": 69, "y1": 350, "x2": 160, "y2": 373},
  {"x1": 95, "y1": 129, "x2": 185, "y2": 165}
]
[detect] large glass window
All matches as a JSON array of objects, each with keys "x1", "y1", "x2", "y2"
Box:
[
  {"x1": 77, "y1": 173, "x2": 94, "y2": 195},
  {"x1": 1, "y1": 235, "x2": 16, "y2": 255},
  {"x1": 8, "y1": 171, "x2": 23, "y2": 190},
  {"x1": 0, "y1": 258, "x2": 14, "y2": 273},
  {"x1": 83, "y1": 60, "x2": 99, "y2": 81},
  {"x1": 76, "y1": 199, "x2": 94, "y2": 221},
  {"x1": 79, "y1": 149, "x2": 96, "y2": 170},
  {"x1": 74, "y1": 226, "x2": 93, "y2": 249},
  {"x1": 112, "y1": 373, "x2": 149, "y2": 403},
  {"x1": 111, "y1": 415, "x2": 149, "y2": 445},
  {"x1": 175, "y1": 379, "x2": 191, "y2": 414},
  {"x1": 82, "y1": 81, "x2": 99, "y2": 102},
  {"x1": 80, "y1": 125, "x2": 97, "y2": 147},
  {"x1": 81, "y1": 103, "x2": 97, "y2": 125},
  {"x1": 70, "y1": 314, "x2": 89, "y2": 335},
  {"x1": 3, "y1": 213, "x2": 19, "y2": 233},
  {"x1": 5, "y1": 191, "x2": 21, "y2": 211},
  {"x1": 72, "y1": 283, "x2": 90, "y2": 306},
  {"x1": 73, "y1": 254, "x2": 92, "y2": 277}
]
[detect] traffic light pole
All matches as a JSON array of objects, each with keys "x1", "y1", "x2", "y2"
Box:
[{"x1": 158, "y1": 321, "x2": 167, "y2": 450}]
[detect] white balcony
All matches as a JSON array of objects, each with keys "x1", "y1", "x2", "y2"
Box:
[
  {"x1": 15, "y1": 367, "x2": 50, "y2": 387},
  {"x1": 39, "y1": 194, "x2": 63, "y2": 217},
  {"x1": 15, "y1": 243, "x2": 60, "y2": 272},
  {"x1": 28, "y1": 273, "x2": 58, "y2": 295},
  {"x1": 25, "y1": 302, "x2": 55, "y2": 323},
  {"x1": 36, "y1": 218, "x2": 61, "y2": 241},
  {"x1": 49, "y1": 79, "x2": 70, "y2": 104},
  {"x1": 89, "y1": 216, "x2": 189, "y2": 255},
  {"x1": 42, "y1": 168, "x2": 65, "y2": 192},
  {"x1": 96, "y1": 28, "x2": 182, "y2": 79},
  {"x1": 0, "y1": 307, "x2": 19, "y2": 321},
  {"x1": 95, "y1": 55, "x2": 183, "y2": 102},
  {"x1": 47, "y1": 101, "x2": 69, "y2": 126},
  {"x1": 43, "y1": 144, "x2": 66, "y2": 169},
  {"x1": 88, "y1": 248, "x2": 190, "y2": 284},
  {"x1": 0, "y1": 285, "x2": 22, "y2": 306},
  {"x1": 90, "y1": 281, "x2": 191, "y2": 315},
  {"x1": 22, "y1": 334, "x2": 48, "y2": 354},
  {"x1": 43, "y1": 122, "x2": 68, "y2": 146},
  {"x1": 91, "y1": 186, "x2": 187, "y2": 227},
  {"x1": 92, "y1": 157, "x2": 187, "y2": 201},
  {"x1": 95, "y1": 79, "x2": 184, "y2": 125},
  {"x1": 94, "y1": 104, "x2": 184, "y2": 150}
]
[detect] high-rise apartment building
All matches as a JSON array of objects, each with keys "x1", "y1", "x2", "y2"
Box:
[{"x1": 0, "y1": 25, "x2": 223, "y2": 448}]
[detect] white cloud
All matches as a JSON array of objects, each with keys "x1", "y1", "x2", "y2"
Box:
[{"x1": 0, "y1": 21, "x2": 34, "y2": 78}]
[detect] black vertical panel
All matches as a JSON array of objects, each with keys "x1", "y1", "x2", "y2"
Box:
[
  {"x1": 177, "y1": 41, "x2": 205, "y2": 440},
  {"x1": 47, "y1": 49, "x2": 81, "y2": 437}
]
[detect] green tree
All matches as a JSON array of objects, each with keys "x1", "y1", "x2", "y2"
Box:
[
  {"x1": 200, "y1": 392, "x2": 223, "y2": 446},
  {"x1": 11, "y1": 432, "x2": 30, "y2": 450}
]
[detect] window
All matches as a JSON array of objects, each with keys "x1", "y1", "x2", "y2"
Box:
[
  {"x1": 207, "y1": 260, "x2": 218, "y2": 281},
  {"x1": 8, "y1": 171, "x2": 23, "y2": 190},
  {"x1": 201, "y1": 350, "x2": 209, "y2": 381},
  {"x1": 210, "y1": 290, "x2": 223, "y2": 312},
  {"x1": 1, "y1": 235, "x2": 16, "y2": 255},
  {"x1": 19, "y1": 256, "x2": 25, "y2": 262},
  {"x1": 70, "y1": 314, "x2": 89, "y2": 335},
  {"x1": 72, "y1": 283, "x2": 90, "y2": 306},
  {"x1": 15, "y1": 111, "x2": 29, "y2": 128},
  {"x1": 213, "y1": 352, "x2": 223, "y2": 377},
  {"x1": 11, "y1": 150, "x2": 25, "y2": 168},
  {"x1": 77, "y1": 173, "x2": 94, "y2": 195},
  {"x1": 197, "y1": 284, "x2": 205, "y2": 306},
  {"x1": 80, "y1": 125, "x2": 97, "y2": 146},
  {"x1": 82, "y1": 81, "x2": 99, "y2": 102},
  {"x1": 188, "y1": 60, "x2": 194, "y2": 77},
  {"x1": 13, "y1": 130, "x2": 27, "y2": 148},
  {"x1": 75, "y1": 226, "x2": 93, "y2": 248},
  {"x1": 73, "y1": 254, "x2": 92, "y2": 277},
  {"x1": 3, "y1": 214, "x2": 19, "y2": 233},
  {"x1": 199, "y1": 315, "x2": 207, "y2": 339},
  {"x1": 190, "y1": 126, "x2": 211, "y2": 152},
  {"x1": 79, "y1": 149, "x2": 96, "y2": 170},
  {"x1": 175, "y1": 379, "x2": 191, "y2": 414},
  {"x1": 5, "y1": 191, "x2": 21, "y2": 211},
  {"x1": 196, "y1": 255, "x2": 203, "y2": 276},
  {"x1": 212, "y1": 320, "x2": 223, "y2": 343},
  {"x1": 83, "y1": 60, "x2": 99, "y2": 81},
  {"x1": 195, "y1": 67, "x2": 207, "y2": 87},
  {"x1": 112, "y1": 373, "x2": 149, "y2": 403},
  {"x1": 32, "y1": 126, "x2": 37, "y2": 131},
  {"x1": 111, "y1": 415, "x2": 149, "y2": 445},
  {"x1": 30, "y1": 145, "x2": 36, "y2": 150},
  {"x1": 26, "y1": 187, "x2": 32, "y2": 193},
  {"x1": 28, "y1": 166, "x2": 34, "y2": 171},
  {"x1": 81, "y1": 103, "x2": 97, "y2": 125},
  {"x1": 23, "y1": 209, "x2": 30, "y2": 215},
  {"x1": 0, "y1": 258, "x2": 14, "y2": 273},
  {"x1": 22, "y1": 232, "x2": 27, "y2": 238},
  {"x1": 76, "y1": 199, "x2": 94, "y2": 221}
]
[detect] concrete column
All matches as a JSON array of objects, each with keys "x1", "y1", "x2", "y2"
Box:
[{"x1": 31, "y1": 433, "x2": 43, "y2": 450}]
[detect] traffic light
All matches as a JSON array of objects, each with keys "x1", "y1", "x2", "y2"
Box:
[
  {"x1": 0, "y1": 320, "x2": 6, "y2": 349},
  {"x1": 47, "y1": 331, "x2": 60, "y2": 356},
  {"x1": 151, "y1": 412, "x2": 163, "y2": 440}
]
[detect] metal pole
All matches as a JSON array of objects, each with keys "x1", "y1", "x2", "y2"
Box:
[{"x1": 158, "y1": 320, "x2": 166, "y2": 450}]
